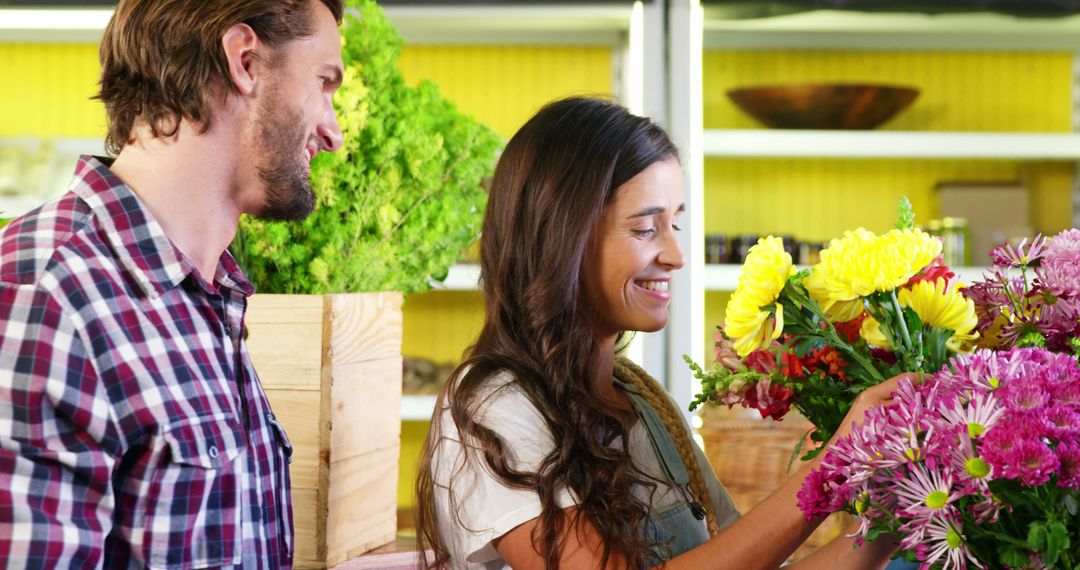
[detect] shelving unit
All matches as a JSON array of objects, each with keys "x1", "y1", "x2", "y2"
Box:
[{"x1": 662, "y1": 1, "x2": 1080, "y2": 415}]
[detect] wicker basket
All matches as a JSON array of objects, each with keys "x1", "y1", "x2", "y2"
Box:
[{"x1": 698, "y1": 407, "x2": 850, "y2": 562}]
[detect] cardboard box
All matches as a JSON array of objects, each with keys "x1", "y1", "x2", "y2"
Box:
[
  {"x1": 246, "y1": 293, "x2": 403, "y2": 568},
  {"x1": 936, "y1": 181, "x2": 1032, "y2": 266}
]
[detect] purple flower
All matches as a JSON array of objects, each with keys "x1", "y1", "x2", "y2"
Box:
[
  {"x1": 998, "y1": 381, "x2": 1050, "y2": 414},
  {"x1": 1043, "y1": 403, "x2": 1080, "y2": 441},
  {"x1": 987, "y1": 438, "x2": 1060, "y2": 487},
  {"x1": 991, "y1": 235, "x2": 1047, "y2": 268},
  {"x1": 797, "y1": 467, "x2": 852, "y2": 521},
  {"x1": 939, "y1": 391, "x2": 1004, "y2": 440},
  {"x1": 1044, "y1": 229, "x2": 1080, "y2": 266},
  {"x1": 1055, "y1": 441, "x2": 1080, "y2": 490},
  {"x1": 1036, "y1": 262, "x2": 1080, "y2": 298},
  {"x1": 916, "y1": 515, "x2": 985, "y2": 570},
  {"x1": 1048, "y1": 378, "x2": 1080, "y2": 407}
]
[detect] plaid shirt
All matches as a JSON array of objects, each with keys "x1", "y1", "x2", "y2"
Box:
[{"x1": 0, "y1": 156, "x2": 294, "y2": 568}]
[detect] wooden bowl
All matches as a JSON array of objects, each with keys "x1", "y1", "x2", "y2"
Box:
[{"x1": 726, "y1": 83, "x2": 919, "y2": 130}]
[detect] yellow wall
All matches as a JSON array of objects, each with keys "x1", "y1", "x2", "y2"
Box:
[
  {"x1": 399, "y1": 45, "x2": 615, "y2": 139},
  {"x1": 0, "y1": 44, "x2": 104, "y2": 137}
]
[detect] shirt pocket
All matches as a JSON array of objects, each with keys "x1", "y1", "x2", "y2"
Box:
[
  {"x1": 265, "y1": 411, "x2": 294, "y2": 560},
  {"x1": 143, "y1": 414, "x2": 247, "y2": 570}
]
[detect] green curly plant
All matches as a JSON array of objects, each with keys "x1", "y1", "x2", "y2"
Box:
[{"x1": 232, "y1": 0, "x2": 501, "y2": 293}]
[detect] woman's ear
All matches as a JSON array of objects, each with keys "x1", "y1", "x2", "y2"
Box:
[{"x1": 221, "y1": 23, "x2": 261, "y2": 96}]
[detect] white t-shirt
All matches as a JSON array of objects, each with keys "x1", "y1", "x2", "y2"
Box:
[{"x1": 430, "y1": 371, "x2": 741, "y2": 569}]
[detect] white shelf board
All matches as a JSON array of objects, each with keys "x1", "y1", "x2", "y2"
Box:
[
  {"x1": 703, "y1": 9, "x2": 1080, "y2": 51},
  {"x1": 705, "y1": 264, "x2": 990, "y2": 291},
  {"x1": 384, "y1": 4, "x2": 632, "y2": 45},
  {"x1": 433, "y1": 263, "x2": 481, "y2": 291},
  {"x1": 0, "y1": 4, "x2": 633, "y2": 45},
  {"x1": 703, "y1": 130, "x2": 1080, "y2": 160},
  {"x1": 401, "y1": 394, "x2": 438, "y2": 422}
]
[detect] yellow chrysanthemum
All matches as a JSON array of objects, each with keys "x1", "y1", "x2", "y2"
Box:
[
  {"x1": 860, "y1": 316, "x2": 888, "y2": 348},
  {"x1": 859, "y1": 278, "x2": 978, "y2": 352},
  {"x1": 900, "y1": 279, "x2": 978, "y2": 351},
  {"x1": 806, "y1": 228, "x2": 942, "y2": 318},
  {"x1": 724, "y1": 236, "x2": 794, "y2": 357}
]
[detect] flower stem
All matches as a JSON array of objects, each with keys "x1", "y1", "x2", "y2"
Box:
[{"x1": 889, "y1": 289, "x2": 914, "y2": 353}]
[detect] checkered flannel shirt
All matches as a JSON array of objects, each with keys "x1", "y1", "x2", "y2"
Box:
[{"x1": 0, "y1": 156, "x2": 294, "y2": 568}]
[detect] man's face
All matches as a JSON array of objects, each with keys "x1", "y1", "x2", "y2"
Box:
[{"x1": 252, "y1": 1, "x2": 344, "y2": 221}]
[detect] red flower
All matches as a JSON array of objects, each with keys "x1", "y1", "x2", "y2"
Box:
[
  {"x1": 745, "y1": 349, "x2": 777, "y2": 373},
  {"x1": 906, "y1": 256, "x2": 955, "y2": 288},
  {"x1": 742, "y1": 380, "x2": 795, "y2": 421},
  {"x1": 812, "y1": 346, "x2": 848, "y2": 381},
  {"x1": 833, "y1": 315, "x2": 866, "y2": 344},
  {"x1": 780, "y1": 351, "x2": 805, "y2": 379}
]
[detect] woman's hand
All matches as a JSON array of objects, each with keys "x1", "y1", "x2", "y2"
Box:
[{"x1": 830, "y1": 372, "x2": 923, "y2": 444}]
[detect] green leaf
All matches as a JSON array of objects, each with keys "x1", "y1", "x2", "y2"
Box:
[
  {"x1": 895, "y1": 196, "x2": 915, "y2": 230},
  {"x1": 788, "y1": 429, "x2": 811, "y2": 471},
  {"x1": 1046, "y1": 521, "x2": 1071, "y2": 564},
  {"x1": 1028, "y1": 521, "x2": 1047, "y2": 552},
  {"x1": 999, "y1": 545, "x2": 1030, "y2": 568},
  {"x1": 1065, "y1": 494, "x2": 1079, "y2": 517}
]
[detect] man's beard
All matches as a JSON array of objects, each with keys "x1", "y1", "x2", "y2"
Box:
[{"x1": 254, "y1": 94, "x2": 316, "y2": 221}]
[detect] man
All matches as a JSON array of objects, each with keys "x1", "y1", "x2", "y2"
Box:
[{"x1": 0, "y1": 0, "x2": 344, "y2": 566}]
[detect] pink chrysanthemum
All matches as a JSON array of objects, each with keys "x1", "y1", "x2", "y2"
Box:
[
  {"x1": 988, "y1": 438, "x2": 1060, "y2": 487},
  {"x1": 797, "y1": 467, "x2": 852, "y2": 521},
  {"x1": 916, "y1": 516, "x2": 985, "y2": 570},
  {"x1": 1044, "y1": 228, "x2": 1080, "y2": 264},
  {"x1": 998, "y1": 381, "x2": 1050, "y2": 414},
  {"x1": 1056, "y1": 441, "x2": 1080, "y2": 490},
  {"x1": 991, "y1": 235, "x2": 1047, "y2": 268},
  {"x1": 940, "y1": 391, "x2": 1004, "y2": 440},
  {"x1": 1043, "y1": 404, "x2": 1080, "y2": 440},
  {"x1": 1038, "y1": 263, "x2": 1080, "y2": 298},
  {"x1": 894, "y1": 464, "x2": 960, "y2": 523},
  {"x1": 1049, "y1": 379, "x2": 1080, "y2": 406}
]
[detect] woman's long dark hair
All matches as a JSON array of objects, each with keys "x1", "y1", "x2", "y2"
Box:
[{"x1": 416, "y1": 97, "x2": 679, "y2": 569}]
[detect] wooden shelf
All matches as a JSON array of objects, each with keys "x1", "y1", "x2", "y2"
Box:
[
  {"x1": 703, "y1": 9, "x2": 1080, "y2": 51},
  {"x1": 704, "y1": 130, "x2": 1080, "y2": 160},
  {"x1": 434, "y1": 263, "x2": 481, "y2": 291},
  {"x1": 401, "y1": 394, "x2": 437, "y2": 422},
  {"x1": 0, "y1": 4, "x2": 634, "y2": 45}
]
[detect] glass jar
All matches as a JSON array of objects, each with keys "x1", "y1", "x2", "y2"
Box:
[
  {"x1": 705, "y1": 234, "x2": 728, "y2": 264},
  {"x1": 940, "y1": 217, "x2": 970, "y2": 267}
]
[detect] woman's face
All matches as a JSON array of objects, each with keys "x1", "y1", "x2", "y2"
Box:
[{"x1": 585, "y1": 158, "x2": 686, "y2": 339}]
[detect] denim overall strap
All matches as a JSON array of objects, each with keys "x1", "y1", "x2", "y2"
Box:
[
  {"x1": 613, "y1": 377, "x2": 711, "y2": 562},
  {"x1": 612, "y1": 378, "x2": 705, "y2": 519}
]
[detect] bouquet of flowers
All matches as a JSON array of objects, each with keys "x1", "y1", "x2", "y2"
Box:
[
  {"x1": 687, "y1": 199, "x2": 979, "y2": 455},
  {"x1": 966, "y1": 229, "x2": 1080, "y2": 356},
  {"x1": 798, "y1": 347, "x2": 1080, "y2": 569}
]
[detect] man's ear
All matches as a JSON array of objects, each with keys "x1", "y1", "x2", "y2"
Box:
[{"x1": 222, "y1": 23, "x2": 261, "y2": 96}]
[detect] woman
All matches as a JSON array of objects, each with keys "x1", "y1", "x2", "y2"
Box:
[{"x1": 416, "y1": 97, "x2": 904, "y2": 569}]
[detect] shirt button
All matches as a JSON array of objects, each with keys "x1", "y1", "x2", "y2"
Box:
[{"x1": 208, "y1": 445, "x2": 219, "y2": 459}]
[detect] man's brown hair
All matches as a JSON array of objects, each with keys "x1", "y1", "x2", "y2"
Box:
[{"x1": 96, "y1": 0, "x2": 344, "y2": 155}]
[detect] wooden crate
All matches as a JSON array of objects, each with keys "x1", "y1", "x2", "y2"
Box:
[
  {"x1": 246, "y1": 292, "x2": 403, "y2": 568},
  {"x1": 698, "y1": 407, "x2": 849, "y2": 562}
]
